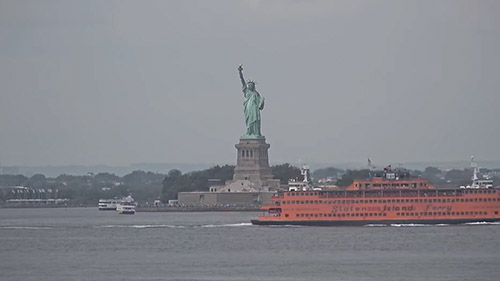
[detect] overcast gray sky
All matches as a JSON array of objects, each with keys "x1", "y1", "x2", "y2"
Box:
[{"x1": 1, "y1": 0, "x2": 499, "y2": 167}]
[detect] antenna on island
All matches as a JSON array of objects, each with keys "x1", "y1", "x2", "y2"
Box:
[
  {"x1": 471, "y1": 156, "x2": 479, "y2": 188},
  {"x1": 367, "y1": 158, "x2": 375, "y2": 178},
  {"x1": 301, "y1": 164, "x2": 310, "y2": 183},
  {"x1": 367, "y1": 158, "x2": 376, "y2": 170}
]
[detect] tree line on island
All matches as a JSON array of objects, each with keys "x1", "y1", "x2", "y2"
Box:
[{"x1": 1, "y1": 164, "x2": 499, "y2": 205}]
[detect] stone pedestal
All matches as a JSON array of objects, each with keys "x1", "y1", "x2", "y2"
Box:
[
  {"x1": 217, "y1": 137, "x2": 280, "y2": 192},
  {"x1": 234, "y1": 137, "x2": 273, "y2": 181}
]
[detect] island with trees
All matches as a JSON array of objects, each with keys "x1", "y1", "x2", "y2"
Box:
[{"x1": 1, "y1": 164, "x2": 499, "y2": 209}]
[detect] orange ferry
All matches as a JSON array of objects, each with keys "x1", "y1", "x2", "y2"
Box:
[{"x1": 252, "y1": 163, "x2": 500, "y2": 226}]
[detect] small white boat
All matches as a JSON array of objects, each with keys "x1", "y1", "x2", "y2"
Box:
[
  {"x1": 116, "y1": 195, "x2": 136, "y2": 214},
  {"x1": 99, "y1": 195, "x2": 137, "y2": 212},
  {"x1": 98, "y1": 199, "x2": 119, "y2": 211},
  {"x1": 116, "y1": 203, "x2": 136, "y2": 214}
]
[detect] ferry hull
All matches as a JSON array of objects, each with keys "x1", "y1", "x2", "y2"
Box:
[{"x1": 251, "y1": 218, "x2": 500, "y2": 226}]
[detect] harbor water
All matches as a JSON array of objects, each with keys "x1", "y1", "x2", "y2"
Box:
[{"x1": 1, "y1": 208, "x2": 499, "y2": 281}]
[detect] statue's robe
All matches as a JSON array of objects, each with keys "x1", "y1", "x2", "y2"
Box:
[{"x1": 242, "y1": 84, "x2": 265, "y2": 137}]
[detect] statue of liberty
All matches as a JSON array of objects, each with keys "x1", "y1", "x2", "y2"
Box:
[{"x1": 238, "y1": 64, "x2": 265, "y2": 138}]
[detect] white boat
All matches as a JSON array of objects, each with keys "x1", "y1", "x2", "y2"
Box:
[
  {"x1": 116, "y1": 203, "x2": 136, "y2": 214},
  {"x1": 99, "y1": 195, "x2": 137, "y2": 211},
  {"x1": 116, "y1": 195, "x2": 136, "y2": 214},
  {"x1": 98, "y1": 199, "x2": 119, "y2": 211}
]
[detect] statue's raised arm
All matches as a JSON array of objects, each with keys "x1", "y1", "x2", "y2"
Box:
[{"x1": 238, "y1": 64, "x2": 246, "y2": 88}]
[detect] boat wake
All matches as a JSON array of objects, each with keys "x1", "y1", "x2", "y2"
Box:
[
  {"x1": 390, "y1": 223, "x2": 439, "y2": 227},
  {"x1": 96, "y1": 223, "x2": 253, "y2": 229},
  {"x1": 391, "y1": 223, "x2": 451, "y2": 227},
  {"x1": 365, "y1": 222, "x2": 499, "y2": 227},
  {"x1": 96, "y1": 224, "x2": 185, "y2": 229},
  {"x1": 463, "y1": 221, "x2": 500, "y2": 225},
  {"x1": 365, "y1": 223, "x2": 435, "y2": 227},
  {"x1": 199, "y1": 222, "x2": 252, "y2": 228}
]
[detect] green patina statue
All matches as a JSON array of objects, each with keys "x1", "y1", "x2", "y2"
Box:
[{"x1": 238, "y1": 64, "x2": 265, "y2": 139}]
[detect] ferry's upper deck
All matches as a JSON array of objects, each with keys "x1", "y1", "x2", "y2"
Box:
[{"x1": 347, "y1": 166, "x2": 434, "y2": 191}]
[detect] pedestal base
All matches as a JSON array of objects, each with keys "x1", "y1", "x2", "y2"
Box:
[{"x1": 217, "y1": 137, "x2": 280, "y2": 192}]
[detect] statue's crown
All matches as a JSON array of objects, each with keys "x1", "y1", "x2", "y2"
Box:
[{"x1": 247, "y1": 80, "x2": 256, "y2": 85}]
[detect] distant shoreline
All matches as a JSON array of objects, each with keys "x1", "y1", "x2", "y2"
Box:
[
  {"x1": 0, "y1": 204, "x2": 87, "y2": 209},
  {"x1": 5, "y1": 160, "x2": 500, "y2": 177},
  {"x1": 0, "y1": 204, "x2": 261, "y2": 212}
]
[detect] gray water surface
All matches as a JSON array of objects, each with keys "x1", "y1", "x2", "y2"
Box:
[{"x1": 1, "y1": 208, "x2": 499, "y2": 281}]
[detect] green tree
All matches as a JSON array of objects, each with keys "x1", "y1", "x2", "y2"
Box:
[
  {"x1": 0, "y1": 175, "x2": 28, "y2": 186},
  {"x1": 271, "y1": 163, "x2": 302, "y2": 184},
  {"x1": 412, "y1": 169, "x2": 423, "y2": 177},
  {"x1": 312, "y1": 167, "x2": 344, "y2": 180},
  {"x1": 422, "y1": 167, "x2": 446, "y2": 185},
  {"x1": 423, "y1": 167, "x2": 441, "y2": 178},
  {"x1": 123, "y1": 170, "x2": 164, "y2": 186},
  {"x1": 94, "y1": 172, "x2": 120, "y2": 183},
  {"x1": 24, "y1": 174, "x2": 47, "y2": 189},
  {"x1": 336, "y1": 169, "x2": 372, "y2": 187},
  {"x1": 445, "y1": 169, "x2": 472, "y2": 186},
  {"x1": 161, "y1": 169, "x2": 186, "y2": 201}
]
